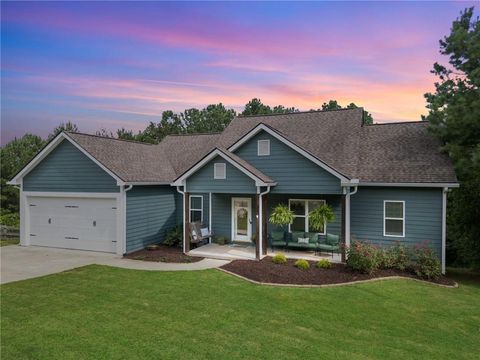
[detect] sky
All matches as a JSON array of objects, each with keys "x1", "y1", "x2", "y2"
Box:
[{"x1": 1, "y1": 1, "x2": 477, "y2": 144}]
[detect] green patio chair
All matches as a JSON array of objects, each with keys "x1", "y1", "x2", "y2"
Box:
[
  {"x1": 318, "y1": 233, "x2": 340, "y2": 257},
  {"x1": 269, "y1": 231, "x2": 287, "y2": 251}
]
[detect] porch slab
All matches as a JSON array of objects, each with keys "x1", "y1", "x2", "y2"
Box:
[{"x1": 188, "y1": 243, "x2": 342, "y2": 263}]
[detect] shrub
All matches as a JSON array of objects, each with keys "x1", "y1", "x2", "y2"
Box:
[
  {"x1": 316, "y1": 258, "x2": 332, "y2": 269},
  {"x1": 346, "y1": 241, "x2": 380, "y2": 274},
  {"x1": 213, "y1": 236, "x2": 228, "y2": 245},
  {"x1": 294, "y1": 259, "x2": 310, "y2": 270},
  {"x1": 0, "y1": 213, "x2": 19, "y2": 228},
  {"x1": 163, "y1": 224, "x2": 182, "y2": 247},
  {"x1": 389, "y1": 242, "x2": 410, "y2": 271},
  {"x1": 413, "y1": 242, "x2": 441, "y2": 279},
  {"x1": 272, "y1": 253, "x2": 287, "y2": 264}
]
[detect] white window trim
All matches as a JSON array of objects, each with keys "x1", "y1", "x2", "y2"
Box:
[
  {"x1": 189, "y1": 195, "x2": 203, "y2": 223},
  {"x1": 214, "y1": 163, "x2": 226, "y2": 179},
  {"x1": 288, "y1": 199, "x2": 326, "y2": 235},
  {"x1": 383, "y1": 200, "x2": 405, "y2": 238},
  {"x1": 257, "y1": 139, "x2": 270, "y2": 156}
]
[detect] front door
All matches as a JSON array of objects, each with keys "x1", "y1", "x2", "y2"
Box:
[{"x1": 232, "y1": 198, "x2": 252, "y2": 242}]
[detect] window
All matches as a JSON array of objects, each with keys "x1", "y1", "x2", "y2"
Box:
[
  {"x1": 190, "y1": 195, "x2": 203, "y2": 223},
  {"x1": 257, "y1": 139, "x2": 270, "y2": 156},
  {"x1": 214, "y1": 163, "x2": 226, "y2": 179},
  {"x1": 288, "y1": 199, "x2": 326, "y2": 234},
  {"x1": 384, "y1": 201, "x2": 405, "y2": 237}
]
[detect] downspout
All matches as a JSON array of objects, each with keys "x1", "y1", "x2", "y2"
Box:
[
  {"x1": 121, "y1": 185, "x2": 133, "y2": 255},
  {"x1": 441, "y1": 187, "x2": 450, "y2": 274},
  {"x1": 258, "y1": 185, "x2": 271, "y2": 259},
  {"x1": 344, "y1": 182, "x2": 358, "y2": 253},
  {"x1": 176, "y1": 185, "x2": 186, "y2": 253}
]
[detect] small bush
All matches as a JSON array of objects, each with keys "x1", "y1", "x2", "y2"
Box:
[
  {"x1": 413, "y1": 243, "x2": 441, "y2": 279},
  {"x1": 346, "y1": 241, "x2": 380, "y2": 274},
  {"x1": 213, "y1": 236, "x2": 228, "y2": 245},
  {"x1": 163, "y1": 224, "x2": 182, "y2": 247},
  {"x1": 295, "y1": 259, "x2": 310, "y2": 270},
  {"x1": 316, "y1": 258, "x2": 332, "y2": 269},
  {"x1": 0, "y1": 213, "x2": 19, "y2": 228},
  {"x1": 272, "y1": 253, "x2": 287, "y2": 264},
  {"x1": 389, "y1": 242, "x2": 410, "y2": 271}
]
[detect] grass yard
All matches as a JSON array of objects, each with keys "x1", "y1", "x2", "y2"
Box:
[
  {"x1": 1, "y1": 266, "x2": 479, "y2": 360},
  {"x1": 0, "y1": 238, "x2": 19, "y2": 247}
]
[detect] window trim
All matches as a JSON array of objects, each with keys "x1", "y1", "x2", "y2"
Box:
[
  {"x1": 189, "y1": 195, "x2": 203, "y2": 223},
  {"x1": 288, "y1": 198, "x2": 326, "y2": 235},
  {"x1": 213, "y1": 163, "x2": 226, "y2": 179},
  {"x1": 257, "y1": 139, "x2": 270, "y2": 156},
  {"x1": 383, "y1": 200, "x2": 405, "y2": 238}
]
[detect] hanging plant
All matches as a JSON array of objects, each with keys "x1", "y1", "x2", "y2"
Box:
[
  {"x1": 269, "y1": 204, "x2": 294, "y2": 231},
  {"x1": 309, "y1": 204, "x2": 335, "y2": 232}
]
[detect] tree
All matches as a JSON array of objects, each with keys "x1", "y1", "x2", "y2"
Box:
[
  {"x1": 0, "y1": 134, "x2": 45, "y2": 214},
  {"x1": 182, "y1": 103, "x2": 236, "y2": 134},
  {"x1": 424, "y1": 7, "x2": 480, "y2": 268},
  {"x1": 48, "y1": 121, "x2": 79, "y2": 140},
  {"x1": 319, "y1": 100, "x2": 373, "y2": 124},
  {"x1": 241, "y1": 98, "x2": 272, "y2": 116}
]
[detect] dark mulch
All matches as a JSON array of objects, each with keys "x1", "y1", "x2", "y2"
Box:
[
  {"x1": 124, "y1": 245, "x2": 203, "y2": 263},
  {"x1": 221, "y1": 257, "x2": 456, "y2": 286}
]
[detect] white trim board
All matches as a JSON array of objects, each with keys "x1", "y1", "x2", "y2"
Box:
[
  {"x1": 358, "y1": 182, "x2": 459, "y2": 188},
  {"x1": 8, "y1": 132, "x2": 125, "y2": 186},
  {"x1": 171, "y1": 148, "x2": 275, "y2": 187},
  {"x1": 227, "y1": 123, "x2": 350, "y2": 183}
]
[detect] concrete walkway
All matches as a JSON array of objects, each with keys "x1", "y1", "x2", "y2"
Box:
[{"x1": 0, "y1": 246, "x2": 229, "y2": 284}]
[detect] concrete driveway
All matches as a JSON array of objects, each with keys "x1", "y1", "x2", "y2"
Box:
[{"x1": 1, "y1": 246, "x2": 229, "y2": 284}]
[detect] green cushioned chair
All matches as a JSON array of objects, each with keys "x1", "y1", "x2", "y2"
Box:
[
  {"x1": 269, "y1": 231, "x2": 287, "y2": 251},
  {"x1": 318, "y1": 233, "x2": 340, "y2": 257}
]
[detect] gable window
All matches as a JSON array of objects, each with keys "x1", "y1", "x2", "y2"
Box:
[
  {"x1": 288, "y1": 199, "x2": 326, "y2": 234},
  {"x1": 384, "y1": 201, "x2": 405, "y2": 237},
  {"x1": 257, "y1": 139, "x2": 270, "y2": 156},
  {"x1": 189, "y1": 195, "x2": 203, "y2": 223},
  {"x1": 214, "y1": 163, "x2": 226, "y2": 179}
]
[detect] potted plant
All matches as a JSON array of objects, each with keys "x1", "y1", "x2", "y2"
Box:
[
  {"x1": 268, "y1": 204, "x2": 294, "y2": 234},
  {"x1": 308, "y1": 203, "x2": 335, "y2": 232}
]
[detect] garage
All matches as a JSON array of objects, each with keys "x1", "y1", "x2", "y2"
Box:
[{"x1": 27, "y1": 196, "x2": 118, "y2": 253}]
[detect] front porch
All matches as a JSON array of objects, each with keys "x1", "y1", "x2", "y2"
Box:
[{"x1": 188, "y1": 242, "x2": 342, "y2": 262}]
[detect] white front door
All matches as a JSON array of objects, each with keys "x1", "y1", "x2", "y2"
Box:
[{"x1": 232, "y1": 198, "x2": 252, "y2": 242}]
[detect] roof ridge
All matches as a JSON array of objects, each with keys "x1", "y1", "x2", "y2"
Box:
[
  {"x1": 65, "y1": 131, "x2": 155, "y2": 145},
  {"x1": 165, "y1": 132, "x2": 222, "y2": 137},
  {"x1": 236, "y1": 107, "x2": 362, "y2": 119},
  {"x1": 367, "y1": 120, "x2": 426, "y2": 126}
]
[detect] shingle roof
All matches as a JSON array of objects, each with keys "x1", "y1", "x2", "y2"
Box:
[{"x1": 63, "y1": 108, "x2": 457, "y2": 185}]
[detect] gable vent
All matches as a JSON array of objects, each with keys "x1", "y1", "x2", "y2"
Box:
[{"x1": 257, "y1": 140, "x2": 270, "y2": 156}]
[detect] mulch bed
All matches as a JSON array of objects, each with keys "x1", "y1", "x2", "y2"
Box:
[
  {"x1": 124, "y1": 245, "x2": 203, "y2": 263},
  {"x1": 221, "y1": 257, "x2": 456, "y2": 286}
]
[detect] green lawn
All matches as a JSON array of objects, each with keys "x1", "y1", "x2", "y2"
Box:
[
  {"x1": 1, "y1": 266, "x2": 479, "y2": 360},
  {"x1": 0, "y1": 238, "x2": 19, "y2": 247}
]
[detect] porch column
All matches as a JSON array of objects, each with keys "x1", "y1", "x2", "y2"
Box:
[
  {"x1": 255, "y1": 194, "x2": 260, "y2": 259},
  {"x1": 184, "y1": 192, "x2": 190, "y2": 253},
  {"x1": 341, "y1": 194, "x2": 346, "y2": 262},
  {"x1": 262, "y1": 194, "x2": 268, "y2": 255}
]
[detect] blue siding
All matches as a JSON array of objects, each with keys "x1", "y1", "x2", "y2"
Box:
[
  {"x1": 23, "y1": 140, "x2": 119, "y2": 193},
  {"x1": 126, "y1": 185, "x2": 177, "y2": 253},
  {"x1": 187, "y1": 156, "x2": 256, "y2": 194},
  {"x1": 212, "y1": 194, "x2": 257, "y2": 241},
  {"x1": 350, "y1": 187, "x2": 442, "y2": 257},
  {"x1": 234, "y1": 131, "x2": 342, "y2": 194},
  {"x1": 267, "y1": 194, "x2": 342, "y2": 241}
]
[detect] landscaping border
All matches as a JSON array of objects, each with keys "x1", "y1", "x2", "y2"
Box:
[{"x1": 217, "y1": 268, "x2": 458, "y2": 289}]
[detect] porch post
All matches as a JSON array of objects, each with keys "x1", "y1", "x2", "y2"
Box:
[
  {"x1": 255, "y1": 194, "x2": 260, "y2": 259},
  {"x1": 341, "y1": 194, "x2": 346, "y2": 262},
  {"x1": 184, "y1": 192, "x2": 190, "y2": 253},
  {"x1": 262, "y1": 194, "x2": 268, "y2": 255}
]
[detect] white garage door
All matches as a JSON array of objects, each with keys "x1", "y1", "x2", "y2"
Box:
[{"x1": 28, "y1": 196, "x2": 117, "y2": 253}]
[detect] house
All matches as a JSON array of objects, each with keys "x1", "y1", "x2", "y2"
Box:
[{"x1": 8, "y1": 108, "x2": 458, "y2": 272}]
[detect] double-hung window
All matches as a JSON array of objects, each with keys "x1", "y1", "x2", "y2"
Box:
[
  {"x1": 288, "y1": 199, "x2": 326, "y2": 234},
  {"x1": 190, "y1": 195, "x2": 203, "y2": 223},
  {"x1": 384, "y1": 200, "x2": 405, "y2": 237}
]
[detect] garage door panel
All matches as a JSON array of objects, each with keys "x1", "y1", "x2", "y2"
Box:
[{"x1": 28, "y1": 196, "x2": 117, "y2": 253}]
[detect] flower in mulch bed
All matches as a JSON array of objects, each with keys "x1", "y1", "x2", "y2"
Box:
[
  {"x1": 294, "y1": 259, "x2": 310, "y2": 270},
  {"x1": 272, "y1": 253, "x2": 287, "y2": 264},
  {"x1": 316, "y1": 258, "x2": 332, "y2": 269}
]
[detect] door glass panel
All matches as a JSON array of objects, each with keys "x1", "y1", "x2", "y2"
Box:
[{"x1": 236, "y1": 207, "x2": 248, "y2": 236}]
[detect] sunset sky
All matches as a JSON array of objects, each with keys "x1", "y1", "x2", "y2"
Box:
[{"x1": 1, "y1": 1, "x2": 476, "y2": 144}]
